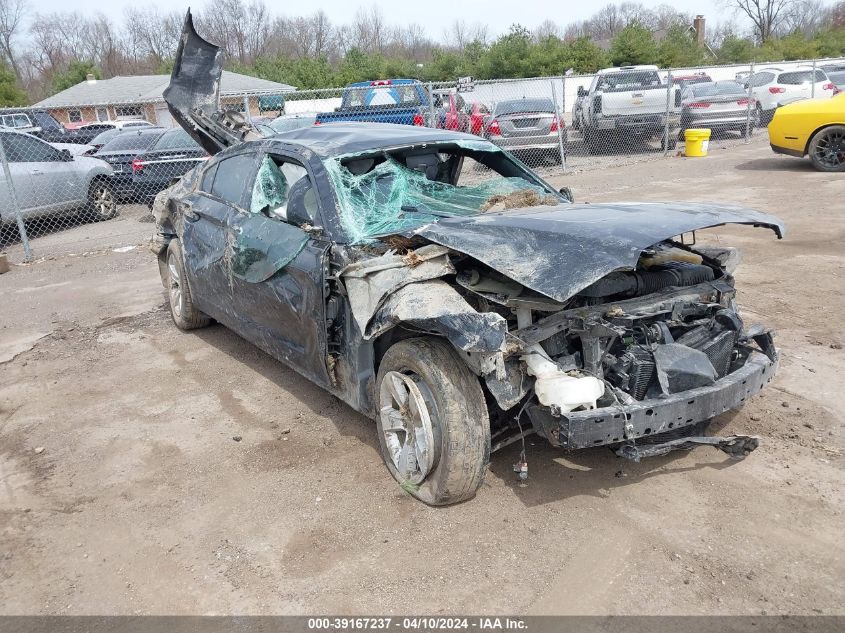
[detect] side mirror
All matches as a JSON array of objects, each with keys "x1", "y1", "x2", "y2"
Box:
[
  {"x1": 59, "y1": 148, "x2": 73, "y2": 162},
  {"x1": 559, "y1": 186, "x2": 574, "y2": 203},
  {"x1": 577, "y1": 87, "x2": 587, "y2": 98}
]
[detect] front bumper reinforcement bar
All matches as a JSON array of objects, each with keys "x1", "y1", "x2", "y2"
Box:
[{"x1": 615, "y1": 434, "x2": 760, "y2": 462}]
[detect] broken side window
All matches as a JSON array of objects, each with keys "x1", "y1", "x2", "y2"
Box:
[
  {"x1": 250, "y1": 155, "x2": 309, "y2": 219},
  {"x1": 324, "y1": 149, "x2": 558, "y2": 243}
]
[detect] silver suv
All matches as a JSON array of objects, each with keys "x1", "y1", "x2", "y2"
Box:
[{"x1": 1, "y1": 130, "x2": 116, "y2": 227}]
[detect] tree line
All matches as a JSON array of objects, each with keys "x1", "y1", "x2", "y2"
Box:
[{"x1": 1, "y1": 0, "x2": 844, "y2": 107}]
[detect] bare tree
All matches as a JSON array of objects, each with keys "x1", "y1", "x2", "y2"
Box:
[
  {"x1": 781, "y1": 0, "x2": 831, "y2": 35},
  {"x1": 833, "y1": 1, "x2": 845, "y2": 27},
  {"x1": 444, "y1": 20, "x2": 489, "y2": 51},
  {"x1": 125, "y1": 8, "x2": 183, "y2": 69},
  {"x1": 196, "y1": 0, "x2": 271, "y2": 65},
  {"x1": 534, "y1": 19, "x2": 562, "y2": 40},
  {"x1": 722, "y1": 0, "x2": 796, "y2": 41},
  {"x1": 0, "y1": 0, "x2": 27, "y2": 80},
  {"x1": 348, "y1": 6, "x2": 387, "y2": 53}
]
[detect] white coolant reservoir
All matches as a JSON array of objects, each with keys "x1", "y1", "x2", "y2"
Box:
[{"x1": 521, "y1": 344, "x2": 605, "y2": 413}]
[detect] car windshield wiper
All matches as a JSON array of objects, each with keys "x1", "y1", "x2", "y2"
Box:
[{"x1": 400, "y1": 204, "x2": 454, "y2": 218}]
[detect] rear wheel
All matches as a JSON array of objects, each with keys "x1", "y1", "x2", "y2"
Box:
[
  {"x1": 585, "y1": 130, "x2": 603, "y2": 154},
  {"x1": 375, "y1": 337, "x2": 490, "y2": 506},
  {"x1": 85, "y1": 179, "x2": 117, "y2": 221},
  {"x1": 808, "y1": 125, "x2": 845, "y2": 172},
  {"x1": 165, "y1": 239, "x2": 211, "y2": 330}
]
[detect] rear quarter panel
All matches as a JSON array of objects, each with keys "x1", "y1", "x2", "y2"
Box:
[{"x1": 768, "y1": 98, "x2": 845, "y2": 155}]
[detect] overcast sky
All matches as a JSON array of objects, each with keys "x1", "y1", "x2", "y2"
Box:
[{"x1": 29, "y1": 0, "x2": 737, "y2": 38}]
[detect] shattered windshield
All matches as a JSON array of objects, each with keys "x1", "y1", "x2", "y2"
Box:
[{"x1": 324, "y1": 144, "x2": 563, "y2": 243}]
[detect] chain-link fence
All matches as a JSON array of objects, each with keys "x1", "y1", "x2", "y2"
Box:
[{"x1": 2, "y1": 56, "x2": 843, "y2": 264}]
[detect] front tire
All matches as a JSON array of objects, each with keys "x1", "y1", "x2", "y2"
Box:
[
  {"x1": 376, "y1": 337, "x2": 490, "y2": 506},
  {"x1": 165, "y1": 239, "x2": 211, "y2": 330},
  {"x1": 808, "y1": 125, "x2": 845, "y2": 172},
  {"x1": 86, "y1": 179, "x2": 117, "y2": 221}
]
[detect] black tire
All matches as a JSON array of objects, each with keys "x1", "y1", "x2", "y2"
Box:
[
  {"x1": 165, "y1": 239, "x2": 211, "y2": 330},
  {"x1": 585, "y1": 130, "x2": 603, "y2": 154},
  {"x1": 758, "y1": 103, "x2": 773, "y2": 127},
  {"x1": 85, "y1": 178, "x2": 117, "y2": 221},
  {"x1": 662, "y1": 135, "x2": 677, "y2": 151},
  {"x1": 375, "y1": 337, "x2": 490, "y2": 506},
  {"x1": 808, "y1": 125, "x2": 845, "y2": 172}
]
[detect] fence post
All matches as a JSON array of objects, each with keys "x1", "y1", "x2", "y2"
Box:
[
  {"x1": 0, "y1": 134, "x2": 33, "y2": 262},
  {"x1": 550, "y1": 77, "x2": 566, "y2": 173},
  {"x1": 744, "y1": 61, "x2": 755, "y2": 143},
  {"x1": 663, "y1": 69, "x2": 673, "y2": 157},
  {"x1": 427, "y1": 82, "x2": 436, "y2": 128},
  {"x1": 811, "y1": 58, "x2": 817, "y2": 98}
]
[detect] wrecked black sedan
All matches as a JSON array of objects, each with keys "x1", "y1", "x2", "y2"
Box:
[{"x1": 151, "y1": 13, "x2": 784, "y2": 505}]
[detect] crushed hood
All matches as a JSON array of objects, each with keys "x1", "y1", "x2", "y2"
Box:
[{"x1": 413, "y1": 202, "x2": 784, "y2": 302}]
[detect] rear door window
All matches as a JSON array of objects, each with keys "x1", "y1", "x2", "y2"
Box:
[
  {"x1": 750, "y1": 72, "x2": 774, "y2": 87},
  {"x1": 210, "y1": 153, "x2": 255, "y2": 207},
  {"x1": 200, "y1": 163, "x2": 218, "y2": 193},
  {"x1": 0, "y1": 133, "x2": 59, "y2": 162},
  {"x1": 777, "y1": 71, "x2": 814, "y2": 85},
  {"x1": 152, "y1": 129, "x2": 200, "y2": 151}
]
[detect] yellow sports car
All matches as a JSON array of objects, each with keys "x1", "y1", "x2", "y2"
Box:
[{"x1": 768, "y1": 93, "x2": 845, "y2": 171}]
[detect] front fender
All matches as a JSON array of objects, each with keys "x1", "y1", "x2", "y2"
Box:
[{"x1": 367, "y1": 279, "x2": 508, "y2": 354}]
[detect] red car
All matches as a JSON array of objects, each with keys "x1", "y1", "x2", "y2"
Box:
[
  {"x1": 433, "y1": 91, "x2": 469, "y2": 131},
  {"x1": 467, "y1": 101, "x2": 491, "y2": 136}
]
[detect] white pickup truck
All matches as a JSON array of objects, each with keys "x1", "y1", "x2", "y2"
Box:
[{"x1": 577, "y1": 65, "x2": 683, "y2": 153}]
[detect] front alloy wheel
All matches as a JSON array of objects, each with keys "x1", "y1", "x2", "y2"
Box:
[
  {"x1": 88, "y1": 181, "x2": 117, "y2": 221},
  {"x1": 375, "y1": 338, "x2": 490, "y2": 506},
  {"x1": 379, "y1": 371, "x2": 437, "y2": 485},
  {"x1": 167, "y1": 251, "x2": 184, "y2": 319}
]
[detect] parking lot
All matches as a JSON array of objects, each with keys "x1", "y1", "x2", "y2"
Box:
[{"x1": 1, "y1": 140, "x2": 843, "y2": 615}]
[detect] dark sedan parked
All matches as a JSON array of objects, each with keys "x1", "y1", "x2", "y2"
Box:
[
  {"x1": 93, "y1": 128, "x2": 165, "y2": 201},
  {"x1": 681, "y1": 81, "x2": 758, "y2": 135},
  {"x1": 131, "y1": 127, "x2": 208, "y2": 206},
  {"x1": 152, "y1": 10, "x2": 785, "y2": 506}
]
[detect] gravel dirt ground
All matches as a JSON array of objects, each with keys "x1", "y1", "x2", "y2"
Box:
[{"x1": 0, "y1": 141, "x2": 843, "y2": 615}]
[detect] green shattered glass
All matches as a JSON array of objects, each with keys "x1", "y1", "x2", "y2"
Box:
[
  {"x1": 229, "y1": 213, "x2": 309, "y2": 283},
  {"x1": 323, "y1": 155, "x2": 551, "y2": 243},
  {"x1": 250, "y1": 155, "x2": 288, "y2": 215}
]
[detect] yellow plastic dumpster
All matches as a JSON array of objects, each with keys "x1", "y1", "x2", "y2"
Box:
[{"x1": 684, "y1": 128, "x2": 711, "y2": 157}]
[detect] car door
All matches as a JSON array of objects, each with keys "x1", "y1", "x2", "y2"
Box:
[
  {"x1": 223, "y1": 151, "x2": 331, "y2": 386},
  {"x1": 0, "y1": 132, "x2": 38, "y2": 220},
  {"x1": 179, "y1": 152, "x2": 258, "y2": 323},
  {"x1": 750, "y1": 71, "x2": 776, "y2": 111},
  {"x1": 17, "y1": 134, "x2": 85, "y2": 211},
  {"x1": 0, "y1": 132, "x2": 61, "y2": 219}
]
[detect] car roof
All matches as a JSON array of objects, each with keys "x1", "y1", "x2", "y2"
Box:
[
  {"x1": 255, "y1": 122, "x2": 487, "y2": 158},
  {"x1": 346, "y1": 79, "x2": 420, "y2": 87}
]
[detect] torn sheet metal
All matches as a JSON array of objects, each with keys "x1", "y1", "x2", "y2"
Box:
[
  {"x1": 366, "y1": 279, "x2": 508, "y2": 353},
  {"x1": 162, "y1": 11, "x2": 225, "y2": 155},
  {"x1": 340, "y1": 245, "x2": 454, "y2": 334},
  {"x1": 653, "y1": 343, "x2": 717, "y2": 394},
  {"x1": 414, "y1": 202, "x2": 785, "y2": 303}
]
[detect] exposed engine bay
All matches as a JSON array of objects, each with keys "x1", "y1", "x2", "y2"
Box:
[{"x1": 334, "y1": 232, "x2": 778, "y2": 460}]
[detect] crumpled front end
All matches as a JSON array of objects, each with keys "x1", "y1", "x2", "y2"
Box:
[
  {"x1": 341, "y1": 233, "x2": 780, "y2": 458},
  {"x1": 515, "y1": 275, "x2": 778, "y2": 451}
]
